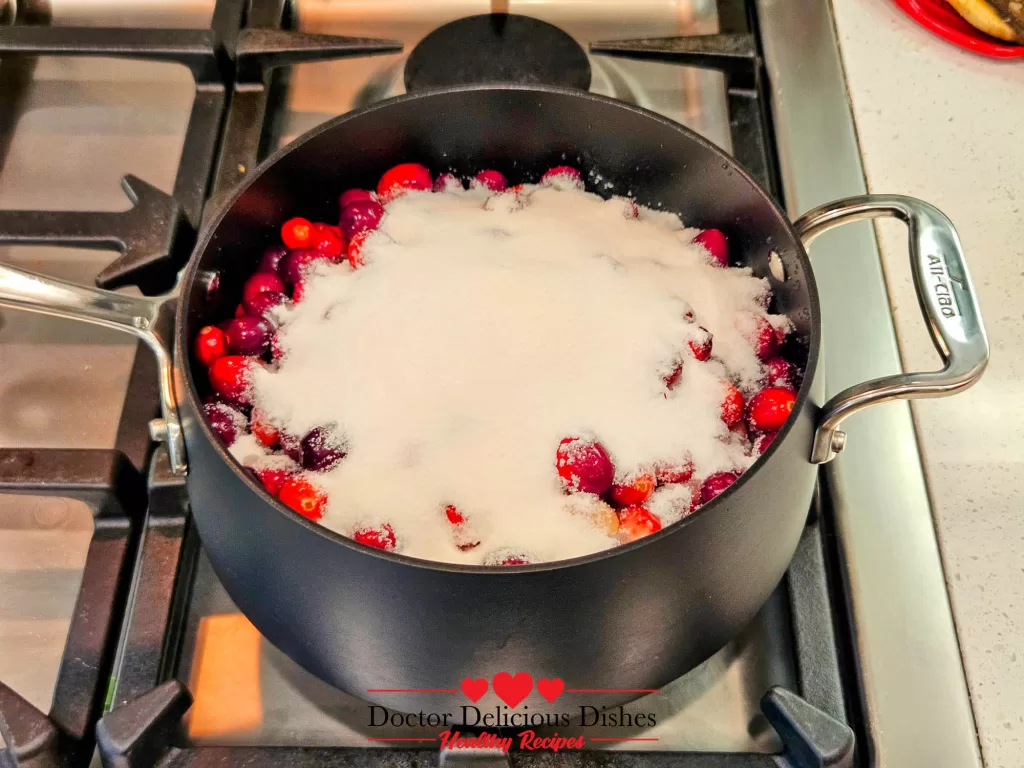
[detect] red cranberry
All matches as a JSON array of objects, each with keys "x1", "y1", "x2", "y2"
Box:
[
  {"x1": 224, "y1": 316, "x2": 272, "y2": 356},
  {"x1": 281, "y1": 432, "x2": 304, "y2": 464},
  {"x1": 234, "y1": 303, "x2": 247, "y2": 318},
  {"x1": 433, "y1": 173, "x2": 463, "y2": 192},
  {"x1": 281, "y1": 217, "x2": 313, "y2": 249},
  {"x1": 694, "y1": 229, "x2": 728, "y2": 267},
  {"x1": 499, "y1": 555, "x2": 529, "y2": 566},
  {"x1": 242, "y1": 272, "x2": 286, "y2": 306},
  {"x1": 721, "y1": 382, "x2": 745, "y2": 426},
  {"x1": 738, "y1": 312, "x2": 778, "y2": 360},
  {"x1": 339, "y1": 189, "x2": 374, "y2": 208},
  {"x1": 279, "y1": 476, "x2": 327, "y2": 520},
  {"x1": 617, "y1": 506, "x2": 662, "y2": 542},
  {"x1": 700, "y1": 471, "x2": 741, "y2": 503},
  {"x1": 444, "y1": 504, "x2": 465, "y2": 525},
  {"x1": 244, "y1": 290, "x2": 285, "y2": 319},
  {"x1": 347, "y1": 230, "x2": 370, "y2": 269},
  {"x1": 754, "y1": 431, "x2": 777, "y2": 455},
  {"x1": 208, "y1": 356, "x2": 252, "y2": 401},
  {"x1": 279, "y1": 248, "x2": 323, "y2": 286},
  {"x1": 309, "y1": 223, "x2": 345, "y2": 261},
  {"x1": 255, "y1": 466, "x2": 295, "y2": 496},
  {"x1": 353, "y1": 523, "x2": 397, "y2": 551},
  {"x1": 377, "y1": 163, "x2": 432, "y2": 203},
  {"x1": 474, "y1": 170, "x2": 508, "y2": 191},
  {"x1": 203, "y1": 401, "x2": 244, "y2": 446},
  {"x1": 339, "y1": 199, "x2": 385, "y2": 241},
  {"x1": 763, "y1": 356, "x2": 794, "y2": 387},
  {"x1": 655, "y1": 458, "x2": 694, "y2": 484},
  {"x1": 194, "y1": 325, "x2": 227, "y2": 367},
  {"x1": 688, "y1": 327, "x2": 713, "y2": 361},
  {"x1": 257, "y1": 245, "x2": 288, "y2": 275},
  {"x1": 662, "y1": 358, "x2": 683, "y2": 391},
  {"x1": 540, "y1": 166, "x2": 583, "y2": 187},
  {"x1": 555, "y1": 436, "x2": 615, "y2": 495},
  {"x1": 301, "y1": 426, "x2": 347, "y2": 471},
  {"x1": 748, "y1": 387, "x2": 797, "y2": 432},
  {"x1": 251, "y1": 409, "x2": 280, "y2": 448},
  {"x1": 610, "y1": 471, "x2": 656, "y2": 507}
]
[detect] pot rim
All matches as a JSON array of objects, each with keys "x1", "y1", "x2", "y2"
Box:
[{"x1": 176, "y1": 82, "x2": 822, "y2": 575}]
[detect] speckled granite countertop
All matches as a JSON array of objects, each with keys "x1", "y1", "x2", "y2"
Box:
[{"x1": 829, "y1": 1, "x2": 1024, "y2": 765}]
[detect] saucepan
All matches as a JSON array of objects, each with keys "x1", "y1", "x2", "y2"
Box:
[{"x1": 0, "y1": 85, "x2": 988, "y2": 716}]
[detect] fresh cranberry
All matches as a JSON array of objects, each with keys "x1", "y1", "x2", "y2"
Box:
[
  {"x1": 292, "y1": 281, "x2": 307, "y2": 302},
  {"x1": 347, "y1": 230, "x2": 370, "y2": 269},
  {"x1": 763, "y1": 356, "x2": 794, "y2": 387},
  {"x1": 257, "y1": 245, "x2": 288, "y2": 275},
  {"x1": 474, "y1": 170, "x2": 508, "y2": 192},
  {"x1": 279, "y1": 476, "x2": 327, "y2": 520},
  {"x1": 203, "y1": 401, "x2": 244, "y2": 446},
  {"x1": 279, "y1": 248, "x2": 323, "y2": 286},
  {"x1": 353, "y1": 523, "x2": 397, "y2": 551},
  {"x1": 244, "y1": 290, "x2": 285, "y2": 319},
  {"x1": 339, "y1": 199, "x2": 385, "y2": 241},
  {"x1": 208, "y1": 356, "x2": 251, "y2": 401},
  {"x1": 556, "y1": 436, "x2": 615, "y2": 495},
  {"x1": 309, "y1": 223, "x2": 345, "y2": 261},
  {"x1": 540, "y1": 166, "x2": 583, "y2": 187},
  {"x1": 754, "y1": 431, "x2": 777, "y2": 455},
  {"x1": 301, "y1": 426, "x2": 347, "y2": 471},
  {"x1": 444, "y1": 504, "x2": 465, "y2": 525},
  {"x1": 433, "y1": 173, "x2": 463, "y2": 192},
  {"x1": 281, "y1": 432, "x2": 304, "y2": 464},
  {"x1": 688, "y1": 327, "x2": 713, "y2": 361},
  {"x1": 234, "y1": 303, "x2": 247, "y2": 318},
  {"x1": 224, "y1": 316, "x2": 272, "y2": 356},
  {"x1": 662, "y1": 358, "x2": 683, "y2": 390},
  {"x1": 255, "y1": 466, "x2": 295, "y2": 496},
  {"x1": 270, "y1": 333, "x2": 284, "y2": 362},
  {"x1": 700, "y1": 471, "x2": 741, "y2": 504},
  {"x1": 738, "y1": 312, "x2": 778, "y2": 360},
  {"x1": 617, "y1": 506, "x2": 662, "y2": 542},
  {"x1": 694, "y1": 229, "x2": 728, "y2": 267},
  {"x1": 721, "y1": 382, "x2": 745, "y2": 426},
  {"x1": 194, "y1": 325, "x2": 227, "y2": 367},
  {"x1": 281, "y1": 217, "x2": 313, "y2": 249},
  {"x1": 748, "y1": 387, "x2": 797, "y2": 432},
  {"x1": 250, "y1": 409, "x2": 280, "y2": 448},
  {"x1": 339, "y1": 189, "x2": 374, "y2": 208},
  {"x1": 377, "y1": 163, "x2": 432, "y2": 203},
  {"x1": 610, "y1": 471, "x2": 656, "y2": 507},
  {"x1": 500, "y1": 555, "x2": 530, "y2": 566},
  {"x1": 654, "y1": 457, "x2": 694, "y2": 484},
  {"x1": 242, "y1": 272, "x2": 286, "y2": 306}
]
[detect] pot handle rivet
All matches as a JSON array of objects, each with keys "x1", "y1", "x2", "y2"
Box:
[{"x1": 794, "y1": 195, "x2": 989, "y2": 465}]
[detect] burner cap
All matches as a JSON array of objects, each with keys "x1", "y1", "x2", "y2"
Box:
[{"x1": 404, "y1": 14, "x2": 592, "y2": 92}]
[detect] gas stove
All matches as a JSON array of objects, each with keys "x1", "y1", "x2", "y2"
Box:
[{"x1": 0, "y1": 1, "x2": 982, "y2": 767}]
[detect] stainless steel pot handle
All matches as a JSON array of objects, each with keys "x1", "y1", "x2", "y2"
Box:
[
  {"x1": 793, "y1": 194, "x2": 989, "y2": 464},
  {"x1": 0, "y1": 263, "x2": 187, "y2": 474}
]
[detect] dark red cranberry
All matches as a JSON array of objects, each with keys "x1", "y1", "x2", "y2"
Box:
[
  {"x1": 242, "y1": 272, "x2": 286, "y2": 306},
  {"x1": 244, "y1": 290, "x2": 285, "y2": 319},
  {"x1": 301, "y1": 426, "x2": 347, "y2": 471},
  {"x1": 700, "y1": 471, "x2": 741, "y2": 504},
  {"x1": 688, "y1": 327, "x2": 713, "y2": 361},
  {"x1": 203, "y1": 401, "x2": 244, "y2": 446},
  {"x1": 433, "y1": 173, "x2": 462, "y2": 192},
  {"x1": 763, "y1": 356, "x2": 794, "y2": 386},
  {"x1": 555, "y1": 436, "x2": 615, "y2": 495},
  {"x1": 309, "y1": 223, "x2": 345, "y2": 261},
  {"x1": 540, "y1": 166, "x2": 583, "y2": 186},
  {"x1": 754, "y1": 431, "x2": 777, "y2": 455},
  {"x1": 377, "y1": 163, "x2": 432, "y2": 203},
  {"x1": 339, "y1": 199, "x2": 385, "y2": 241},
  {"x1": 474, "y1": 170, "x2": 508, "y2": 191},
  {"x1": 353, "y1": 523, "x2": 396, "y2": 551},
  {"x1": 224, "y1": 316, "x2": 273, "y2": 356},
  {"x1": 257, "y1": 245, "x2": 288, "y2": 275},
  {"x1": 281, "y1": 432, "x2": 304, "y2": 464},
  {"x1": 279, "y1": 248, "x2": 323, "y2": 286},
  {"x1": 339, "y1": 189, "x2": 374, "y2": 208},
  {"x1": 694, "y1": 229, "x2": 728, "y2": 267}
]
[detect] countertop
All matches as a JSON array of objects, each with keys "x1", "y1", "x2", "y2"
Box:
[{"x1": 829, "y1": 1, "x2": 1024, "y2": 765}]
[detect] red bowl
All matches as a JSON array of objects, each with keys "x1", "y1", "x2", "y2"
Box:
[{"x1": 892, "y1": 0, "x2": 1024, "y2": 58}]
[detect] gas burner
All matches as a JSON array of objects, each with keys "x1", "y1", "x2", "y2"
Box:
[{"x1": 404, "y1": 14, "x2": 592, "y2": 92}]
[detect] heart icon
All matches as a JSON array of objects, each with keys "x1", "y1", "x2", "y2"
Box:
[
  {"x1": 492, "y1": 672, "x2": 533, "y2": 708},
  {"x1": 461, "y1": 677, "x2": 488, "y2": 703},
  {"x1": 536, "y1": 677, "x2": 564, "y2": 703}
]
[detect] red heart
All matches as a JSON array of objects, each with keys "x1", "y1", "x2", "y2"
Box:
[
  {"x1": 536, "y1": 677, "x2": 564, "y2": 703},
  {"x1": 491, "y1": 672, "x2": 533, "y2": 708},
  {"x1": 460, "y1": 677, "x2": 488, "y2": 703}
]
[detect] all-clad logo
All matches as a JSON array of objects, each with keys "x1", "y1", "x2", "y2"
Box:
[
  {"x1": 365, "y1": 672, "x2": 659, "y2": 752},
  {"x1": 928, "y1": 254, "x2": 960, "y2": 319}
]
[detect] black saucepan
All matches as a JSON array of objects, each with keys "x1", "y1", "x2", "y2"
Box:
[{"x1": 0, "y1": 85, "x2": 987, "y2": 718}]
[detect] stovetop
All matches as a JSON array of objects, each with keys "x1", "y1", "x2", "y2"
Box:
[{"x1": 0, "y1": 0, "x2": 979, "y2": 766}]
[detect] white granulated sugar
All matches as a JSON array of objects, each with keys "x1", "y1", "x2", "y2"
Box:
[
  {"x1": 228, "y1": 432, "x2": 268, "y2": 467},
  {"x1": 251, "y1": 184, "x2": 778, "y2": 564}
]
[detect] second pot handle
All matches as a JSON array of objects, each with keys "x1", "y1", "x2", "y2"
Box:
[
  {"x1": 793, "y1": 194, "x2": 989, "y2": 464},
  {"x1": 0, "y1": 263, "x2": 187, "y2": 475}
]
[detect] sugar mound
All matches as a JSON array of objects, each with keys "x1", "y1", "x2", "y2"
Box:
[{"x1": 248, "y1": 184, "x2": 776, "y2": 564}]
